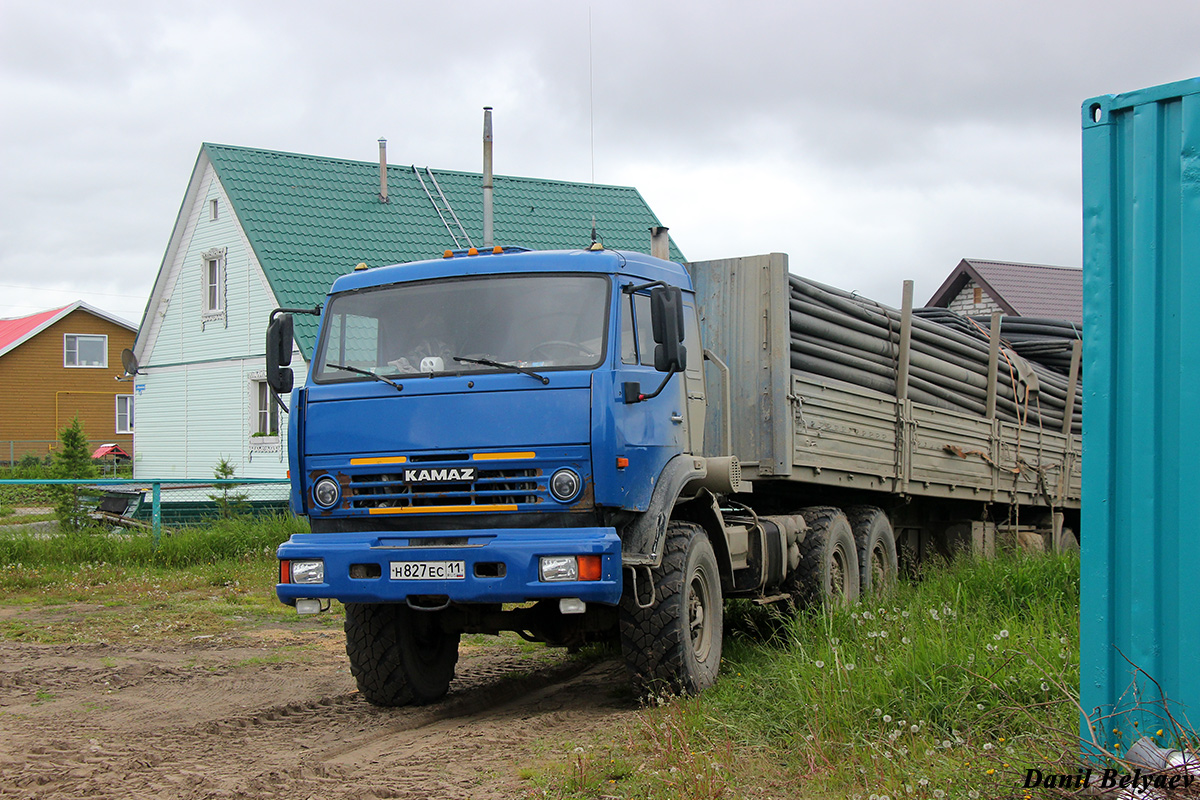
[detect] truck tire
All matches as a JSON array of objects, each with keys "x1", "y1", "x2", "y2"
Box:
[
  {"x1": 845, "y1": 506, "x2": 898, "y2": 597},
  {"x1": 619, "y1": 521, "x2": 723, "y2": 696},
  {"x1": 789, "y1": 507, "x2": 860, "y2": 607},
  {"x1": 1057, "y1": 526, "x2": 1079, "y2": 554},
  {"x1": 344, "y1": 603, "x2": 460, "y2": 707}
]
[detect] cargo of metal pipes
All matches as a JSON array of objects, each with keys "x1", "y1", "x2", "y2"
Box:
[{"x1": 689, "y1": 252, "x2": 1082, "y2": 565}]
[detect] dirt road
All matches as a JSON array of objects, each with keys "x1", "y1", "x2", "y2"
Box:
[{"x1": 0, "y1": 613, "x2": 637, "y2": 799}]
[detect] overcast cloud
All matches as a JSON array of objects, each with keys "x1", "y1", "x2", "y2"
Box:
[{"x1": 2, "y1": 0, "x2": 1198, "y2": 324}]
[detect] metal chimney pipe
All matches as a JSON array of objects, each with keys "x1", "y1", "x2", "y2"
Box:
[
  {"x1": 378, "y1": 138, "x2": 388, "y2": 203},
  {"x1": 650, "y1": 226, "x2": 670, "y2": 259},
  {"x1": 482, "y1": 107, "x2": 494, "y2": 247}
]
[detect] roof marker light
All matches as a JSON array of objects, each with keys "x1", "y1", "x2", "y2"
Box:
[
  {"x1": 492, "y1": 245, "x2": 503, "y2": 254},
  {"x1": 468, "y1": 247, "x2": 479, "y2": 256},
  {"x1": 354, "y1": 262, "x2": 368, "y2": 271},
  {"x1": 444, "y1": 249, "x2": 453, "y2": 258}
]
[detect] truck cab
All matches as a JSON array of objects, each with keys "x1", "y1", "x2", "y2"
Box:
[{"x1": 271, "y1": 246, "x2": 724, "y2": 705}]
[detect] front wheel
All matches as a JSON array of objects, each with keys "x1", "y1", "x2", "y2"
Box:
[
  {"x1": 619, "y1": 521, "x2": 723, "y2": 696},
  {"x1": 344, "y1": 603, "x2": 461, "y2": 707}
]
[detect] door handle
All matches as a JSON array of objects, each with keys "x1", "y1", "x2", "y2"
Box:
[{"x1": 670, "y1": 413, "x2": 684, "y2": 424}]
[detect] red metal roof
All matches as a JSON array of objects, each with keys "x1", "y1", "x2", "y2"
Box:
[
  {"x1": 0, "y1": 305, "x2": 73, "y2": 356},
  {"x1": 0, "y1": 301, "x2": 137, "y2": 359}
]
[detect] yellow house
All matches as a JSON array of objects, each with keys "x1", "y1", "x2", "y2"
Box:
[{"x1": 0, "y1": 301, "x2": 137, "y2": 464}]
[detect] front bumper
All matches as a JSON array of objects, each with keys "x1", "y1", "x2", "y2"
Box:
[{"x1": 276, "y1": 527, "x2": 622, "y2": 606}]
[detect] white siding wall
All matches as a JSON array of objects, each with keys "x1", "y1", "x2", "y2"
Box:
[{"x1": 135, "y1": 165, "x2": 306, "y2": 479}]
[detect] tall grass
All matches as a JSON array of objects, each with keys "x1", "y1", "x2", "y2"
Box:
[
  {"x1": 0, "y1": 513, "x2": 306, "y2": 570},
  {"x1": 534, "y1": 552, "x2": 1081, "y2": 799}
]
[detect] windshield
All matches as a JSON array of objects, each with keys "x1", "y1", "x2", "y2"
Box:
[{"x1": 313, "y1": 273, "x2": 610, "y2": 382}]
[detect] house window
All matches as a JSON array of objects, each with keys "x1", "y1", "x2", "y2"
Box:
[
  {"x1": 210, "y1": 198, "x2": 219, "y2": 220},
  {"x1": 64, "y1": 334, "x2": 107, "y2": 368},
  {"x1": 973, "y1": 286, "x2": 983, "y2": 305},
  {"x1": 116, "y1": 395, "x2": 134, "y2": 433},
  {"x1": 255, "y1": 381, "x2": 279, "y2": 437},
  {"x1": 201, "y1": 247, "x2": 226, "y2": 318}
]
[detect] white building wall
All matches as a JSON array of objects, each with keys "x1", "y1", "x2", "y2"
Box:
[
  {"x1": 135, "y1": 164, "x2": 306, "y2": 479},
  {"x1": 947, "y1": 280, "x2": 1005, "y2": 318}
]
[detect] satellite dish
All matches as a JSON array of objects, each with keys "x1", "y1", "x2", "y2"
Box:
[{"x1": 121, "y1": 348, "x2": 139, "y2": 376}]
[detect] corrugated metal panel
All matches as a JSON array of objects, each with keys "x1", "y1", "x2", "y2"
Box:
[{"x1": 1080, "y1": 77, "x2": 1200, "y2": 750}]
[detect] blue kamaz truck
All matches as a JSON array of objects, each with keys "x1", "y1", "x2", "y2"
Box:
[{"x1": 268, "y1": 245, "x2": 1081, "y2": 706}]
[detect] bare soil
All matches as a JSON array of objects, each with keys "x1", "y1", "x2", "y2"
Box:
[{"x1": 0, "y1": 608, "x2": 638, "y2": 800}]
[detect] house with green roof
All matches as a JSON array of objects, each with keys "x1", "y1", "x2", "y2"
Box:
[{"x1": 131, "y1": 142, "x2": 684, "y2": 478}]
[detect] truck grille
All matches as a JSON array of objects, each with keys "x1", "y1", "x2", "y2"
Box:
[{"x1": 347, "y1": 468, "x2": 543, "y2": 510}]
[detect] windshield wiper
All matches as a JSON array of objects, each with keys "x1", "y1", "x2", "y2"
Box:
[
  {"x1": 453, "y1": 356, "x2": 549, "y2": 385},
  {"x1": 326, "y1": 363, "x2": 403, "y2": 392}
]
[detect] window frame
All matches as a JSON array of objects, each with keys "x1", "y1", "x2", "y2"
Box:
[
  {"x1": 63, "y1": 333, "x2": 108, "y2": 368},
  {"x1": 201, "y1": 246, "x2": 227, "y2": 320},
  {"x1": 115, "y1": 395, "x2": 134, "y2": 433},
  {"x1": 254, "y1": 380, "x2": 279, "y2": 437}
]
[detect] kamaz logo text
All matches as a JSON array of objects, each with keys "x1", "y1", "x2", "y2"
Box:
[{"x1": 404, "y1": 468, "x2": 477, "y2": 483}]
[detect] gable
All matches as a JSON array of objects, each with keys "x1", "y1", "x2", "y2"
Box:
[
  {"x1": 136, "y1": 160, "x2": 281, "y2": 368},
  {"x1": 202, "y1": 143, "x2": 685, "y2": 355}
]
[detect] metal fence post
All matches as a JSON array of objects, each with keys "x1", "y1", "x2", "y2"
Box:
[{"x1": 152, "y1": 482, "x2": 161, "y2": 547}]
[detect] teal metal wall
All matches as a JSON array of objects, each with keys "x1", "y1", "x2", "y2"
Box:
[{"x1": 1081, "y1": 77, "x2": 1200, "y2": 752}]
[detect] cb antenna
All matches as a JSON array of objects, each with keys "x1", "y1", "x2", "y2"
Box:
[{"x1": 588, "y1": 6, "x2": 601, "y2": 249}]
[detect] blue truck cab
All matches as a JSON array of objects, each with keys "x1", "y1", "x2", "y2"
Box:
[{"x1": 268, "y1": 245, "x2": 725, "y2": 705}]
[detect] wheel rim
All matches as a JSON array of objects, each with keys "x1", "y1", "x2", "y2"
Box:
[
  {"x1": 688, "y1": 565, "x2": 714, "y2": 661},
  {"x1": 829, "y1": 545, "x2": 848, "y2": 600}
]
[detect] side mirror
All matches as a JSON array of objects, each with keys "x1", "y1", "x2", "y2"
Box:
[
  {"x1": 650, "y1": 285, "x2": 686, "y2": 373},
  {"x1": 266, "y1": 313, "x2": 294, "y2": 394}
]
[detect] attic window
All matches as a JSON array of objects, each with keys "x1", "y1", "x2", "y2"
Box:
[
  {"x1": 201, "y1": 246, "x2": 227, "y2": 322},
  {"x1": 973, "y1": 286, "x2": 983, "y2": 305},
  {"x1": 210, "y1": 199, "x2": 219, "y2": 220}
]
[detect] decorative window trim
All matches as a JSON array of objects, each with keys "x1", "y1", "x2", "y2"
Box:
[
  {"x1": 64, "y1": 333, "x2": 108, "y2": 368},
  {"x1": 210, "y1": 198, "x2": 219, "y2": 221},
  {"x1": 250, "y1": 377, "x2": 281, "y2": 445},
  {"x1": 116, "y1": 394, "x2": 134, "y2": 433},
  {"x1": 201, "y1": 246, "x2": 227, "y2": 327}
]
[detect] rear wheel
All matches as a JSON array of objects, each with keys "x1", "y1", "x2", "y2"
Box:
[
  {"x1": 344, "y1": 603, "x2": 460, "y2": 707},
  {"x1": 846, "y1": 506, "x2": 898, "y2": 597},
  {"x1": 619, "y1": 521, "x2": 723, "y2": 696},
  {"x1": 788, "y1": 506, "x2": 860, "y2": 607}
]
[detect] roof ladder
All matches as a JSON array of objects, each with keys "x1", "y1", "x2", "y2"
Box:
[{"x1": 414, "y1": 166, "x2": 473, "y2": 249}]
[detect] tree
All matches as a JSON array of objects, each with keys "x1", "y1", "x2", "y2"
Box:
[
  {"x1": 209, "y1": 457, "x2": 249, "y2": 519},
  {"x1": 54, "y1": 416, "x2": 98, "y2": 531}
]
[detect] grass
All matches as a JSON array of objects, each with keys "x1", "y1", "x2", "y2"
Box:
[
  {"x1": 529, "y1": 551, "x2": 1082, "y2": 800},
  {"x1": 0, "y1": 513, "x2": 330, "y2": 644}
]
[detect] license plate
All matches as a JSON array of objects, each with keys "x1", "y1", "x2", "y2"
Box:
[{"x1": 389, "y1": 560, "x2": 466, "y2": 580}]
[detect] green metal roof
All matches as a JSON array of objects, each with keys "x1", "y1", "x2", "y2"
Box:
[{"x1": 203, "y1": 143, "x2": 685, "y2": 354}]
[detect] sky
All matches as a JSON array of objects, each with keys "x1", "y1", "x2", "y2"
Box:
[{"x1": 2, "y1": 1, "x2": 1198, "y2": 326}]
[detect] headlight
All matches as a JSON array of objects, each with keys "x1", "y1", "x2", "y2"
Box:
[
  {"x1": 549, "y1": 468, "x2": 581, "y2": 503},
  {"x1": 290, "y1": 559, "x2": 325, "y2": 584},
  {"x1": 313, "y1": 476, "x2": 340, "y2": 509},
  {"x1": 540, "y1": 556, "x2": 578, "y2": 582}
]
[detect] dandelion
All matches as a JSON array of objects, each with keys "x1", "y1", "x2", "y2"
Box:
[
  {"x1": 999, "y1": 629, "x2": 1009, "y2": 638},
  {"x1": 902, "y1": 610, "x2": 909, "y2": 618},
  {"x1": 845, "y1": 663, "x2": 855, "y2": 671},
  {"x1": 983, "y1": 743, "x2": 994, "y2": 751},
  {"x1": 814, "y1": 660, "x2": 825, "y2": 669},
  {"x1": 977, "y1": 704, "x2": 985, "y2": 711},
  {"x1": 884, "y1": 715, "x2": 893, "y2": 723},
  {"x1": 930, "y1": 609, "x2": 940, "y2": 620},
  {"x1": 933, "y1": 790, "x2": 945, "y2": 799},
  {"x1": 911, "y1": 725, "x2": 919, "y2": 733},
  {"x1": 1157, "y1": 729, "x2": 1165, "y2": 736},
  {"x1": 902, "y1": 637, "x2": 911, "y2": 645},
  {"x1": 1041, "y1": 682, "x2": 1048, "y2": 691},
  {"x1": 875, "y1": 708, "x2": 882, "y2": 716},
  {"x1": 918, "y1": 778, "x2": 929, "y2": 787}
]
